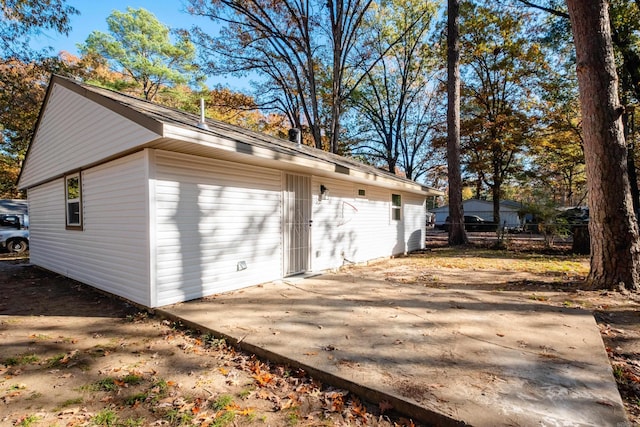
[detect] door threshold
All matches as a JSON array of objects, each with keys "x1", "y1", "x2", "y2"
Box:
[{"x1": 284, "y1": 272, "x2": 322, "y2": 281}]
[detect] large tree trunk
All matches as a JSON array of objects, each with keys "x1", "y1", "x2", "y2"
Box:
[
  {"x1": 567, "y1": 0, "x2": 640, "y2": 291},
  {"x1": 447, "y1": 0, "x2": 468, "y2": 245},
  {"x1": 492, "y1": 185, "x2": 501, "y2": 228}
]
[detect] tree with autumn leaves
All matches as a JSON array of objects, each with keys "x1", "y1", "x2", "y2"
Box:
[
  {"x1": 0, "y1": 0, "x2": 80, "y2": 197},
  {"x1": 0, "y1": 5, "x2": 289, "y2": 199},
  {"x1": 3, "y1": 0, "x2": 640, "y2": 292},
  {"x1": 456, "y1": 1, "x2": 548, "y2": 226}
]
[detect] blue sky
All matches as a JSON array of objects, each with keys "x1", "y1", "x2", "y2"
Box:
[{"x1": 32, "y1": 0, "x2": 248, "y2": 90}]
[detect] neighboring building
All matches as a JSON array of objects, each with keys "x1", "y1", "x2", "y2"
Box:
[
  {"x1": 431, "y1": 199, "x2": 523, "y2": 229},
  {"x1": 18, "y1": 75, "x2": 442, "y2": 308}
]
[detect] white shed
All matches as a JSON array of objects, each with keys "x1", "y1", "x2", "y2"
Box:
[{"x1": 18, "y1": 75, "x2": 442, "y2": 308}]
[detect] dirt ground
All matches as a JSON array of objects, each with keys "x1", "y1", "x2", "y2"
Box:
[
  {"x1": 0, "y1": 256, "x2": 413, "y2": 427},
  {"x1": 1, "y1": 241, "x2": 639, "y2": 426}
]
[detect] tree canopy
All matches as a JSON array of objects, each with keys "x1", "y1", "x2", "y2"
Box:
[
  {"x1": 0, "y1": 0, "x2": 78, "y2": 60},
  {"x1": 0, "y1": 0, "x2": 80, "y2": 197},
  {"x1": 78, "y1": 7, "x2": 200, "y2": 101},
  {"x1": 457, "y1": 1, "x2": 547, "y2": 224},
  {"x1": 349, "y1": 0, "x2": 440, "y2": 180}
]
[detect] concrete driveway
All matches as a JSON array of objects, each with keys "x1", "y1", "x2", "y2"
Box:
[{"x1": 159, "y1": 272, "x2": 629, "y2": 426}]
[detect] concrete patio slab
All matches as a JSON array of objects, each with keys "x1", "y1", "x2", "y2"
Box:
[{"x1": 159, "y1": 273, "x2": 629, "y2": 426}]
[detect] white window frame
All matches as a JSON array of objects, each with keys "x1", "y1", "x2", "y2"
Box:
[
  {"x1": 65, "y1": 172, "x2": 83, "y2": 230},
  {"x1": 391, "y1": 193, "x2": 402, "y2": 221}
]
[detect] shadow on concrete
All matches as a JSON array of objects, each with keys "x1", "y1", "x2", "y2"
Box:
[{"x1": 160, "y1": 272, "x2": 629, "y2": 426}]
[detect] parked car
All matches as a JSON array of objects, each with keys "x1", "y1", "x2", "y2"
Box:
[
  {"x1": 442, "y1": 215, "x2": 497, "y2": 232},
  {"x1": 0, "y1": 213, "x2": 29, "y2": 254}
]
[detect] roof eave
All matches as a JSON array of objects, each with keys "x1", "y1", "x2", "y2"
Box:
[{"x1": 161, "y1": 124, "x2": 436, "y2": 196}]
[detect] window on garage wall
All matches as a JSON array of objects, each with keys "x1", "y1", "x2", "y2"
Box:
[
  {"x1": 391, "y1": 193, "x2": 401, "y2": 221},
  {"x1": 65, "y1": 172, "x2": 83, "y2": 229}
]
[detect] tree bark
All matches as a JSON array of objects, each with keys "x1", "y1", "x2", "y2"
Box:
[
  {"x1": 567, "y1": 0, "x2": 640, "y2": 291},
  {"x1": 447, "y1": 0, "x2": 468, "y2": 245}
]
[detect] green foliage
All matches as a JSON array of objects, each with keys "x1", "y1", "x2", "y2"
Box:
[
  {"x1": 213, "y1": 411, "x2": 236, "y2": 426},
  {"x1": 125, "y1": 392, "x2": 148, "y2": 406},
  {"x1": 122, "y1": 374, "x2": 143, "y2": 385},
  {"x1": 521, "y1": 200, "x2": 571, "y2": 248},
  {"x1": 92, "y1": 409, "x2": 119, "y2": 426},
  {"x1": 79, "y1": 7, "x2": 200, "y2": 101},
  {"x1": 56, "y1": 397, "x2": 83, "y2": 410},
  {"x1": 3, "y1": 353, "x2": 38, "y2": 366},
  {"x1": 286, "y1": 408, "x2": 300, "y2": 425},
  {"x1": 609, "y1": 0, "x2": 640, "y2": 102},
  {"x1": 210, "y1": 394, "x2": 234, "y2": 411},
  {"x1": 153, "y1": 378, "x2": 169, "y2": 397},
  {"x1": 16, "y1": 414, "x2": 41, "y2": 427},
  {"x1": 90, "y1": 377, "x2": 119, "y2": 392},
  {"x1": 202, "y1": 332, "x2": 226, "y2": 350},
  {"x1": 121, "y1": 418, "x2": 145, "y2": 427},
  {"x1": 0, "y1": 2, "x2": 82, "y2": 197},
  {"x1": 0, "y1": 0, "x2": 79, "y2": 60},
  {"x1": 238, "y1": 388, "x2": 252, "y2": 399},
  {"x1": 163, "y1": 408, "x2": 193, "y2": 425},
  {"x1": 47, "y1": 353, "x2": 67, "y2": 367},
  {"x1": 458, "y1": 1, "x2": 548, "y2": 221}
]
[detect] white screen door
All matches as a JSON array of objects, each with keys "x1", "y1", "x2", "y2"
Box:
[{"x1": 284, "y1": 174, "x2": 311, "y2": 275}]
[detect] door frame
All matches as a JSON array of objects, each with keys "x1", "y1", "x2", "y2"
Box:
[{"x1": 283, "y1": 173, "x2": 312, "y2": 276}]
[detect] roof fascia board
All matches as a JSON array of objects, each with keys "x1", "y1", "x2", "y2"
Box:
[
  {"x1": 17, "y1": 74, "x2": 57, "y2": 188},
  {"x1": 162, "y1": 124, "x2": 434, "y2": 196}
]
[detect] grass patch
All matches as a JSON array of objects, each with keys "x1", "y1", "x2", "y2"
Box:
[
  {"x1": 47, "y1": 353, "x2": 66, "y2": 367},
  {"x1": 121, "y1": 418, "x2": 146, "y2": 427},
  {"x1": 88, "y1": 377, "x2": 119, "y2": 392},
  {"x1": 151, "y1": 378, "x2": 170, "y2": 400},
  {"x1": 213, "y1": 410, "x2": 236, "y2": 426},
  {"x1": 202, "y1": 333, "x2": 227, "y2": 349},
  {"x1": 210, "y1": 394, "x2": 234, "y2": 411},
  {"x1": 55, "y1": 397, "x2": 83, "y2": 410},
  {"x1": 163, "y1": 408, "x2": 193, "y2": 425},
  {"x1": 238, "y1": 388, "x2": 252, "y2": 399},
  {"x1": 3, "y1": 354, "x2": 39, "y2": 366},
  {"x1": 26, "y1": 391, "x2": 42, "y2": 400},
  {"x1": 125, "y1": 392, "x2": 148, "y2": 406},
  {"x1": 8, "y1": 384, "x2": 27, "y2": 391},
  {"x1": 92, "y1": 409, "x2": 118, "y2": 426},
  {"x1": 29, "y1": 334, "x2": 51, "y2": 341},
  {"x1": 286, "y1": 409, "x2": 300, "y2": 425},
  {"x1": 408, "y1": 249, "x2": 589, "y2": 276},
  {"x1": 122, "y1": 374, "x2": 143, "y2": 385},
  {"x1": 125, "y1": 312, "x2": 148, "y2": 323},
  {"x1": 86, "y1": 374, "x2": 143, "y2": 393},
  {"x1": 16, "y1": 414, "x2": 41, "y2": 427},
  {"x1": 613, "y1": 365, "x2": 626, "y2": 381}
]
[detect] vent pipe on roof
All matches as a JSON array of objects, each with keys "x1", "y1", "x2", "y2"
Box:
[
  {"x1": 288, "y1": 128, "x2": 301, "y2": 146},
  {"x1": 197, "y1": 98, "x2": 209, "y2": 130}
]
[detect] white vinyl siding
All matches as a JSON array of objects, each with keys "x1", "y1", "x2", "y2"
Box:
[
  {"x1": 404, "y1": 193, "x2": 426, "y2": 252},
  {"x1": 311, "y1": 178, "x2": 358, "y2": 270},
  {"x1": 19, "y1": 83, "x2": 159, "y2": 188},
  {"x1": 311, "y1": 180, "x2": 425, "y2": 271},
  {"x1": 153, "y1": 151, "x2": 282, "y2": 306},
  {"x1": 27, "y1": 152, "x2": 150, "y2": 306}
]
